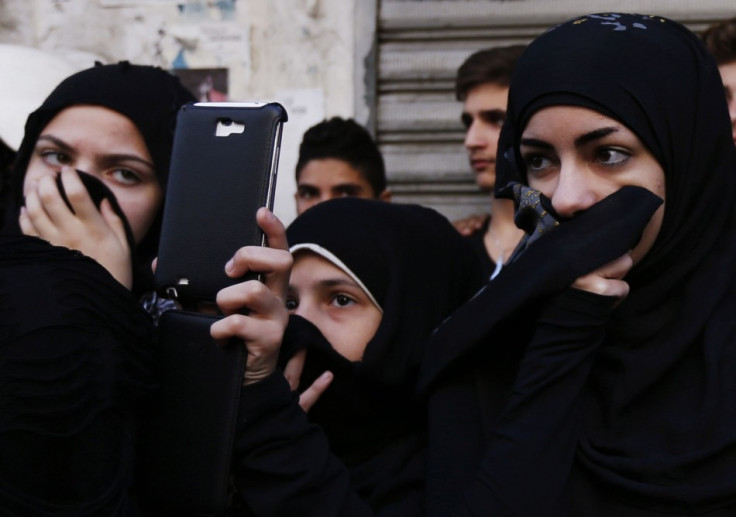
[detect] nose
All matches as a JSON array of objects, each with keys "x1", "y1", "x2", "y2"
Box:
[
  {"x1": 71, "y1": 158, "x2": 95, "y2": 176},
  {"x1": 293, "y1": 300, "x2": 316, "y2": 323},
  {"x1": 549, "y1": 163, "x2": 598, "y2": 219},
  {"x1": 464, "y1": 120, "x2": 485, "y2": 150}
]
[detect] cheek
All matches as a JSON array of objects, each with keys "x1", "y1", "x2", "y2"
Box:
[
  {"x1": 324, "y1": 311, "x2": 380, "y2": 362},
  {"x1": 297, "y1": 198, "x2": 317, "y2": 214},
  {"x1": 111, "y1": 186, "x2": 163, "y2": 244},
  {"x1": 526, "y1": 175, "x2": 555, "y2": 199}
]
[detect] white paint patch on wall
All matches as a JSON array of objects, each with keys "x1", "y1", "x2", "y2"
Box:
[
  {"x1": 1, "y1": 0, "x2": 358, "y2": 225},
  {"x1": 272, "y1": 88, "x2": 325, "y2": 226}
]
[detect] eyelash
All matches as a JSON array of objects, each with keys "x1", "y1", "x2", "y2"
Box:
[
  {"x1": 522, "y1": 146, "x2": 632, "y2": 175},
  {"x1": 522, "y1": 153, "x2": 553, "y2": 176},
  {"x1": 596, "y1": 147, "x2": 631, "y2": 166},
  {"x1": 40, "y1": 149, "x2": 72, "y2": 166},
  {"x1": 285, "y1": 297, "x2": 298, "y2": 311},
  {"x1": 331, "y1": 294, "x2": 355, "y2": 307}
]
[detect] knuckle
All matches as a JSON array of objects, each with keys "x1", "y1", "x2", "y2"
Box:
[{"x1": 233, "y1": 246, "x2": 254, "y2": 265}]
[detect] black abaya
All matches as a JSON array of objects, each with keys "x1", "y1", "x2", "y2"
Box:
[
  {"x1": 231, "y1": 198, "x2": 485, "y2": 516},
  {"x1": 419, "y1": 12, "x2": 736, "y2": 516},
  {"x1": 0, "y1": 235, "x2": 156, "y2": 515}
]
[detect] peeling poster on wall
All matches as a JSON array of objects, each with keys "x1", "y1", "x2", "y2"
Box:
[{"x1": 171, "y1": 67, "x2": 229, "y2": 101}]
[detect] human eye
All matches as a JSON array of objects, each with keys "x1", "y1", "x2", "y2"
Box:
[
  {"x1": 481, "y1": 110, "x2": 506, "y2": 127},
  {"x1": 285, "y1": 296, "x2": 298, "y2": 311},
  {"x1": 336, "y1": 186, "x2": 361, "y2": 198},
  {"x1": 39, "y1": 149, "x2": 72, "y2": 168},
  {"x1": 297, "y1": 186, "x2": 318, "y2": 199},
  {"x1": 460, "y1": 113, "x2": 473, "y2": 129},
  {"x1": 596, "y1": 147, "x2": 630, "y2": 167},
  {"x1": 522, "y1": 153, "x2": 554, "y2": 176},
  {"x1": 109, "y1": 168, "x2": 142, "y2": 186},
  {"x1": 330, "y1": 293, "x2": 356, "y2": 308}
]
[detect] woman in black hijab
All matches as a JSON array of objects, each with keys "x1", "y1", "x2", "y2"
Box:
[
  {"x1": 418, "y1": 13, "x2": 736, "y2": 516},
  {"x1": 226, "y1": 198, "x2": 484, "y2": 515},
  {"x1": 1, "y1": 61, "x2": 195, "y2": 300},
  {"x1": 0, "y1": 63, "x2": 194, "y2": 515}
]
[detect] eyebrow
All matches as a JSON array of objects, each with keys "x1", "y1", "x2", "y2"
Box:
[
  {"x1": 520, "y1": 126, "x2": 620, "y2": 149},
  {"x1": 573, "y1": 127, "x2": 620, "y2": 147},
  {"x1": 331, "y1": 184, "x2": 366, "y2": 194},
  {"x1": 461, "y1": 108, "x2": 506, "y2": 120},
  {"x1": 319, "y1": 278, "x2": 361, "y2": 289},
  {"x1": 287, "y1": 278, "x2": 365, "y2": 300},
  {"x1": 481, "y1": 108, "x2": 506, "y2": 117},
  {"x1": 37, "y1": 134, "x2": 155, "y2": 169},
  {"x1": 37, "y1": 135, "x2": 74, "y2": 152}
]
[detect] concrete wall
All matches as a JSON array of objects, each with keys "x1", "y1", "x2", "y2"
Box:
[{"x1": 0, "y1": 0, "x2": 367, "y2": 225}]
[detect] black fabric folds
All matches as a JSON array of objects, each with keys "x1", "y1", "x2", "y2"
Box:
[
  {"x1": 282, "y1": 198, "x2": 485, "y2": 512},
  {"x1": 0, "y1": 234, "x2": 157, "y2": 515},
  {"x1": 286, "y1": 198, "x2": 485, "y2": 389},
  {"x1": 422, "y1": 12, "x2": 736, "y2": 515}
]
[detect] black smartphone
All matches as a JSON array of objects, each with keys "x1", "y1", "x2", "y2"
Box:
[
  {"x1": 154, "y1": 101, "x2": 288, "y2": 305},
  {"x1": 138, "y1": 309, "x2": 245, "y2": 515}
]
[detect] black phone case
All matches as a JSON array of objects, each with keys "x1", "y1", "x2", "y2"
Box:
[
  {"x1": 155, "y1": 102, "x2": 287, "y2": 304},
  {"x1": 137, "y1": 309, "x2": 245, "y2": 516}
]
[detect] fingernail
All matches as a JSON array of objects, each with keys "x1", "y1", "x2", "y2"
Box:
[{"x1": 225, "y1": 258, "x2": 234, "y2": 273}]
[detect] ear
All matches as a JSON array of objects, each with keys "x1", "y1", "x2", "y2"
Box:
[{"x1": 378, "y1": 189, "x2": 392, "y2": 202}]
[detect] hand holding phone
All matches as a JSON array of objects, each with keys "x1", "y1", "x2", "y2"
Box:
[{"x1": 212, "y1": 207, "x2": 292, "y2": 384}]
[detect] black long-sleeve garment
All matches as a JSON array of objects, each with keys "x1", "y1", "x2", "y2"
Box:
[
  {"x1": 419, "y1": 187, "x2": 661, "y2": 517},
  {"x1": 0, "y1": 235, "x2": 157, "y2": 516},
  {"x1": 231, "y1": 371, "x2": 423, "y2": 517},
  {"x1": 420, "y1": 12, "x2": 736, "y2": 516},
  {"x1": 229, "y1": 199, "x2": 485, "y2": 516}
]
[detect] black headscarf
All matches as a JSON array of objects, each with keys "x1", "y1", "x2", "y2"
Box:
[
  {"x1": 423, "y1": 13, "x2": 736, "y2": 513},
  {"x1": 1, "y1": 61, "x2": 195, "y2": 296},
  {"x1": 282, "y1": 198, "x2": 484, "y2": 509}
]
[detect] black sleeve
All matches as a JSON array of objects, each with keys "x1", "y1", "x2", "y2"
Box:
[
  {"x1": 231, "y1": 372, "x2": 377, "y2": 517},
  {"x1": 454, "y1": 288, "x2": 616, "y2": 517}
]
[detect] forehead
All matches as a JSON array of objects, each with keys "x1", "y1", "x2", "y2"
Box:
[
  {"x1": 40, "y1": 105, "x2": 148, "y2": 151},
  {"x1": 463, "y1": 82, "x2": 509, "y2": 112},
  {"x1": 297, "y1": 158, "x2": 373, "y2": 190},
  {"x1": 522, "y1": 105, "x2": 624, "y2": 137},
  {"x1": 290, "y1": 248, "x2": 381, "y2": 310},
  {"x1": 291, "y1": 251, "x2": 358, "y2": 290},
  {"x1": 44, "y1": 104, "x2": 135, "y2": 131}
]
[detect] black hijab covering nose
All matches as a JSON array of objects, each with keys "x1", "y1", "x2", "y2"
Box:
[
  {"x1": 1, "y1": 61, "x2": 196, "y2": 295},
  {"x1": 496, "y1": 13, "x2": 736, "y2": 306},
  {"x1": 282, "y1": 197, "x2": 484, "y2": 509},
  {"x1": 486, "y1": 13, "x2": 736, "y2": 512},
  {"x1": 285, "y1": 197, "x2": 484, "y2": 389}
]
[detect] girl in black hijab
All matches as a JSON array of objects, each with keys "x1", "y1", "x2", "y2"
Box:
[
  {"x1": 1, "y1": 61, "x2": 195, "y2": 300},
  {"x1": 0, "y1": 63, "x2": 193, "y2": 515},
  {"x1": 226, "y1": 198, "x2": 484, "y2": 515},
  {"x1": 418, "y1": 12, "x2": 736, "y2": 516}
]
